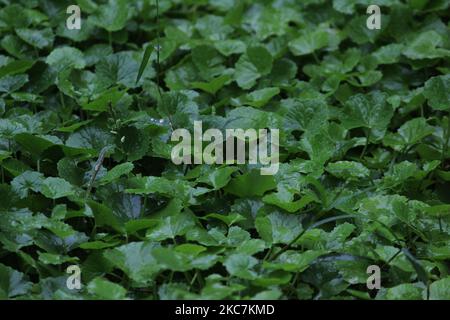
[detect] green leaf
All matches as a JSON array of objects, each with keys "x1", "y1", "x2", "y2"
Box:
[
  {"x1": 0, "y1": 4, "x2": 32, "y2": 29},
  {"x1": 81, "y1": 87, "x2": 126, "y2": 112},
  {"x1": 41, "y1": 177, "x2": 76, "y2": 199},
  {"x1": 255, "y1": 211, "x2": 304, "y2": 245},
  {"x1": 234, "y1": 47, "x2": 273, "y2": 89},
  {"x1": 402, "y1": 248, "x2": 429, "y2": 285},
  {"x1": 152, "y1": 247, "x2": 218, "y2": 272},
  {"x1": 96, "y1": 52, "x2": 144, "y2": 88},
  {"x1": 243, "y1": 87, "x2": 280, "y2": 108},
  {"x1": 263, "y1": 188, "x2": 315, "y2": 213},
  {"x1": 215, "y1": 40, "x2": 246, "y2": 56},
  {"x1": 191, "y1": 74, "x2": 232, "y2": 95},
  {"x1": 429, "y1": 277, "x2": 450, "y2": 300},
  {"x1": 358, "y1": 195, "x2": 410, "y2": 227},
  {"x1": 384, "y1": 118, "x2": 434, "y2": 148},
  {"x1": 202, "y1": 213, "x2": 246, "y2": 226},
  {"x1": 326, "y1": 161, "x2": 370, "y2": 180},
  {"x1": 341, "y1": 91, "x2": 393, "y2": 133},
  {"x1": 78, "y1": 201, "x2": 107, "y2": 222},
  {"x1": 225, "y1": 170, "x2": 277, "y2": 197},
  {"x1": 195, "y1": 15, "x2": 233, "y2": 41},
  {"x1": 289, "y1": 26, "x2": 337, "y2": 56},
  {"x1": 46, "y1": 47, "x2": 86, "y2": 71},
  {"x1": 385, "y1": 284, "x2": 423, "y2": 300},
  {"x1": 57, "y1": 120, "x2": 93, "y2": 133},
  {"x1": 263, "y1": 250, "x2": 327, "y2": 272},
  {"x1": 11, "y1": 170, "x2": 44, "y2": 199},
  {"x1": 403, "y1": 31, "x2": 450, "y2": 60},
  {"x1": 103, "y1": 242, "x2": 161, "y2": 285},
  {"x1": 89, "y1": 0, "x2": 130, "y2": 32},
  {"x1": 191, "y1": 45, "x2": 225, "y2": 79},
  {"x1": 246, "y1": 45, "x2": 273, "y2": 75},
  {"x1": 0, "y1": 74, "x2": 28, "y2": 93},
  {"x1": 224, "y1": 253, "x2": 259, "y2": 280},
  {"x1": 0, "y1": 60, "x2": 34, "y2": 78},
  {"x1": 283, "y1": 98, "x2": 329, "y2": 133},
  {"x1": 87, "y1": 277, "x2": 127, "y2": 300},
  {"x1": 0, "y1": 263, "x2": 32, "y2": 298},
  {"x1": 424, "y1": 205, "x2": 450, "y2": 218},
  {"x1": 299, "y1": 126, "x2": 335, "y2": 165},
  {"x1": 146, "y1": 214, "x2": 196, "y2": 241},
  {"x1": 80, "y1": 241, "x2": 121, "y2": 250},
  {"x1": 11, "y1": 92, "x2": 43, "y2": 103},
  {"x1": 16, "y1": 28, "x2": 54, "y2": 49},
  {"x1": 372, "y1": 44, "x2": 404, "y2": 65},
  {"x1": 124, "y1": 219, "x2": 158, "y2": 235},
  {"x1": 136, "y1": 45, "x2": 154, "y2": 84},
  {"x1": 66, "y1": 127, "x2": 114, "y2": 152},
  {"x1": 99, "y1": 162, "x2": 134, "y2": 185},
  {"x1": 15, "y1": 133, "x2": 61, "y2": 156},
  {"x1": 196, "y1": 166, "x2": 238, "y2": 190},
  {"x1": 126, "y1": 176, "x2": 197, "y2": 204},
  {"x1": 38, "y1": 252, "x2": 78, "y2": 265},
  {"x1": 175, "y1": 244, "x2": 207, "y2": 255},
  {"x1": 424, "y1": 75, "x2": 450, "y2": 111}
]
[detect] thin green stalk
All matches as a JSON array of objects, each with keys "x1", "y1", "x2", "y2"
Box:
[
  {"x1": 360, "y1": 129, "x2": 371, "y2": 159},
  {"x1": 196, "y1": 271, "x2": 204, "y2": 288},
  {"x1": 141, "y1": 195, "x2": 147, "y2": 216},
  {"x1": 189, "y1": 271, "x2": 198, "y2": 288},
  {"x1": 155, "y1": 0, "x2": 162, "y2": 98},
  {"x1": 442, "y1": 115, "x2": 450, "y2": 166},
  {"x1": 380, "y1": 247, "x2": 402, "y2": 270},
  {"x1": 262, "y1": 247, "x2": 273, "y2": 264},
  {"x1": 85, "y1": 147, "x2": 108, "y2": 200},
  {"x1": 90, "y1": 224, "x2": 97, "y2": 239},
  {"x1": 59, "y1": 91, "x2": 66, "y2": 109},
  {"x1": 183, "y1": 272, "x2": 193, "y2": 285},
  {"x1": 312, "y1": 52, "x2": 320, "y2": 64}
]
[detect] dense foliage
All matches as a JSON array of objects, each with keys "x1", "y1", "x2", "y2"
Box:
[{"x1": 0, "y1": 0, "x2": 449, "y2": 300}]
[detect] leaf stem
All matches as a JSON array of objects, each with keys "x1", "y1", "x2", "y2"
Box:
[
  {"x1": 141, "y1": 195, "x2": 147, "y2": 216},
  {"x1": 155, "y1": 0, "x2": 162, "y2": 98},
  {"x1": 360, "y1": 129, "x2": 371, "y2": 159},
  {"x1": 441, "y1": 114, "x2": 450, "y2": 166},
  {"x1": 59, "y1": 91, "x2": 66, "y2": 109},
  {"x1": 85, "y1": 147, "x2": 109, "y2": 200},
  {"x1": 312, "y1": 52, "x2": 320, "y2": 64}
]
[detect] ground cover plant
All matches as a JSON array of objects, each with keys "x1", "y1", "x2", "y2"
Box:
[{"x1": 0, "y1": 0, "x2": 449, "y2": 300}]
